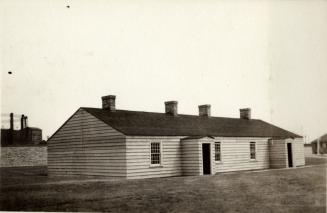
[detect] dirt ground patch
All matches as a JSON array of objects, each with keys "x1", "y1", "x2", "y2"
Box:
[{"x1": 0, "y1": 159, "x2": 326, "y2": 212}]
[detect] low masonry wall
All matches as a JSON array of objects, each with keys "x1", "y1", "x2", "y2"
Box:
[{"x1": 1, "y1": 146, "x2": 47, "y2": 167}]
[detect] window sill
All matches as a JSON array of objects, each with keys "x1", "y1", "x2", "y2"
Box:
[
  {"x1": 215, "y1": 161, "x2": 223, "y2": 164},
  {"x1": 149, "y1": 165, "x2": 163, "y2": 168},
  {"x1": 249, "y1": 159, "x2": 257, "y2": 162}
]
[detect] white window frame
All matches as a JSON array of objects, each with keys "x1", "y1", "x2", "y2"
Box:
[
  {"x1": 250, "y1": 142, "x2": 256, "y2": 160},
  {"x1": 149, "y1": 141, "x2": 162, "y2": 167},
  {"x1": 215, "y1": 142, "x2": 222, "y2": 162}
]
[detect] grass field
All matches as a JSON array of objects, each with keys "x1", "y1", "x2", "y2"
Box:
[{"x1": 0, "y1": 157, "x2": 326, "y2": 212}]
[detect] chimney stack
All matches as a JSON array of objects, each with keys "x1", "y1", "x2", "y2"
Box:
[
  {"x1": 102, "y1": 95, "x2": 116, "y2": 111},
  {"x1": 24, "y1": 116, "x2": 28, "y2": 127},
  {"x1": 198, "y1": 105, "x2": 211, "y2": 117},
  {"x1": 165, "y1": 101, "x2": 178, "y2": 116},
  {"x1": 240, "y1": 108, "x2": 251, "y2": 120},
  {"x1": 10, "y1": 113, "x2": 14, "y2": 130},
  {"x1": 21, "y1": 114, "x2": 25, "y2": 130},
  {"x1": 9, "y1": 113, "x2": 14, "y2": 145}
]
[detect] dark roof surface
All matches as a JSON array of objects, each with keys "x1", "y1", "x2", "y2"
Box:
[
  {"x1": 82, "y1": 107, "x2": 301, "y2": 138},
  {"x1": 181, "y1": 136, "x2": 215, "y2": 140}
]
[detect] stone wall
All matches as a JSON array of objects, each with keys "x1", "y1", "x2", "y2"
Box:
[{"x1": 1, "y1": 146, "x2": 47, "y2": 167}]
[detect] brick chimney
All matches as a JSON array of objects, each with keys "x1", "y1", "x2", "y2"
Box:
[
  {"x1": 102, "y1": 95, "x2": 116, "y2": 111},
  {"x1": 165, "y1": 101, "x2": 178, "y2": 116},
  {"x1": 240, "y1": 108, "x2": 251, "y2": 120},
  {"x1": 199, "y1": 105, "x2": 211, "y2": 117}
]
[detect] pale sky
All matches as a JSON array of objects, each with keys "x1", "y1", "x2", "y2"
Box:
[{"x1": 1, "y1": 0, "x2": 326, "y2": 142}]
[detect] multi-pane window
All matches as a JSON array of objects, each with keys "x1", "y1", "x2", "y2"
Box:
[
  {"x1": 215, "y1": 142, "x2": 221, "y2": 161},
  {"x1": 150, "y1": 142, "x2": 161, "y2": 165},
  {"x1": 250, "y1": 142, "x2": 256, "y2": 160}
]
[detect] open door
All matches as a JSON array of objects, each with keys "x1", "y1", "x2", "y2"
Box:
[
  {"x1": 287, "y1": 143, "x2": 293, "y2": 167},
  {"x1": 202, "y1": 144, "x2": 211, "y2": 175}
]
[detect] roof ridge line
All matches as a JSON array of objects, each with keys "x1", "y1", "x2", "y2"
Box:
[{"x1": 81, "y1": 107, "x2": 262, "y2": 121}]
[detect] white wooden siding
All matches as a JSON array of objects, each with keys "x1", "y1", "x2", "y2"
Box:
[
  {"x1": 286, "y1": 138, "x2": 305, "y2": 167},
  {"x1": 182, "y1": 137, "x2": 269, "y2": 175},
  {"x1": 48, "y1": 109, "x2": 126, "y2": 177},
  {"x1": 181, "y1": 138, "x2": 200, "y2": 176},
  {"x1": 269, "y1": 138, "x2": 305, "y2": 168},
  {"x1": 214, "y1": 137, "x2": 270, "y2": 173},
  {"x1": 125, "y1": 136, "x2": 183, "y2": 179},
  {"x1": 269, "y1": 139, "x2": 287, "y2": 168}
]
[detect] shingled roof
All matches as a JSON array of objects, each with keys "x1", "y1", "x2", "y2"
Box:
[{"x1": 82, "y1": 107, "x2": 301, "y2": 138}]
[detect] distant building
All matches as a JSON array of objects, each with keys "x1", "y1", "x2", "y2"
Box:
[
  {"x1": 1, "y1": 113, "x2": 43, "y2": 146},
  {"x1": 311, "y1": 133, "x2": 327, "y2": 154},
  {"x1": 304, "y1": 143, "x2": 313, "y2": 155},
  {"x1": 48, "y1": 95, "x2": 305, "y2": 179}
]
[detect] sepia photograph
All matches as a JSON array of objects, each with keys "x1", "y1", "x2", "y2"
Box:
[{"x1": 1, "y1": 0, "x2": 326, "y2": 212}]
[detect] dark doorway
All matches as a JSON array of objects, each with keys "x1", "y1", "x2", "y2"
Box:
[
  {"x1": 202, "y1": 144, "x2": 211, "y2": 175},
  {"x1": 287, "y1": 143, "x2": 293, "y2": 167}
]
